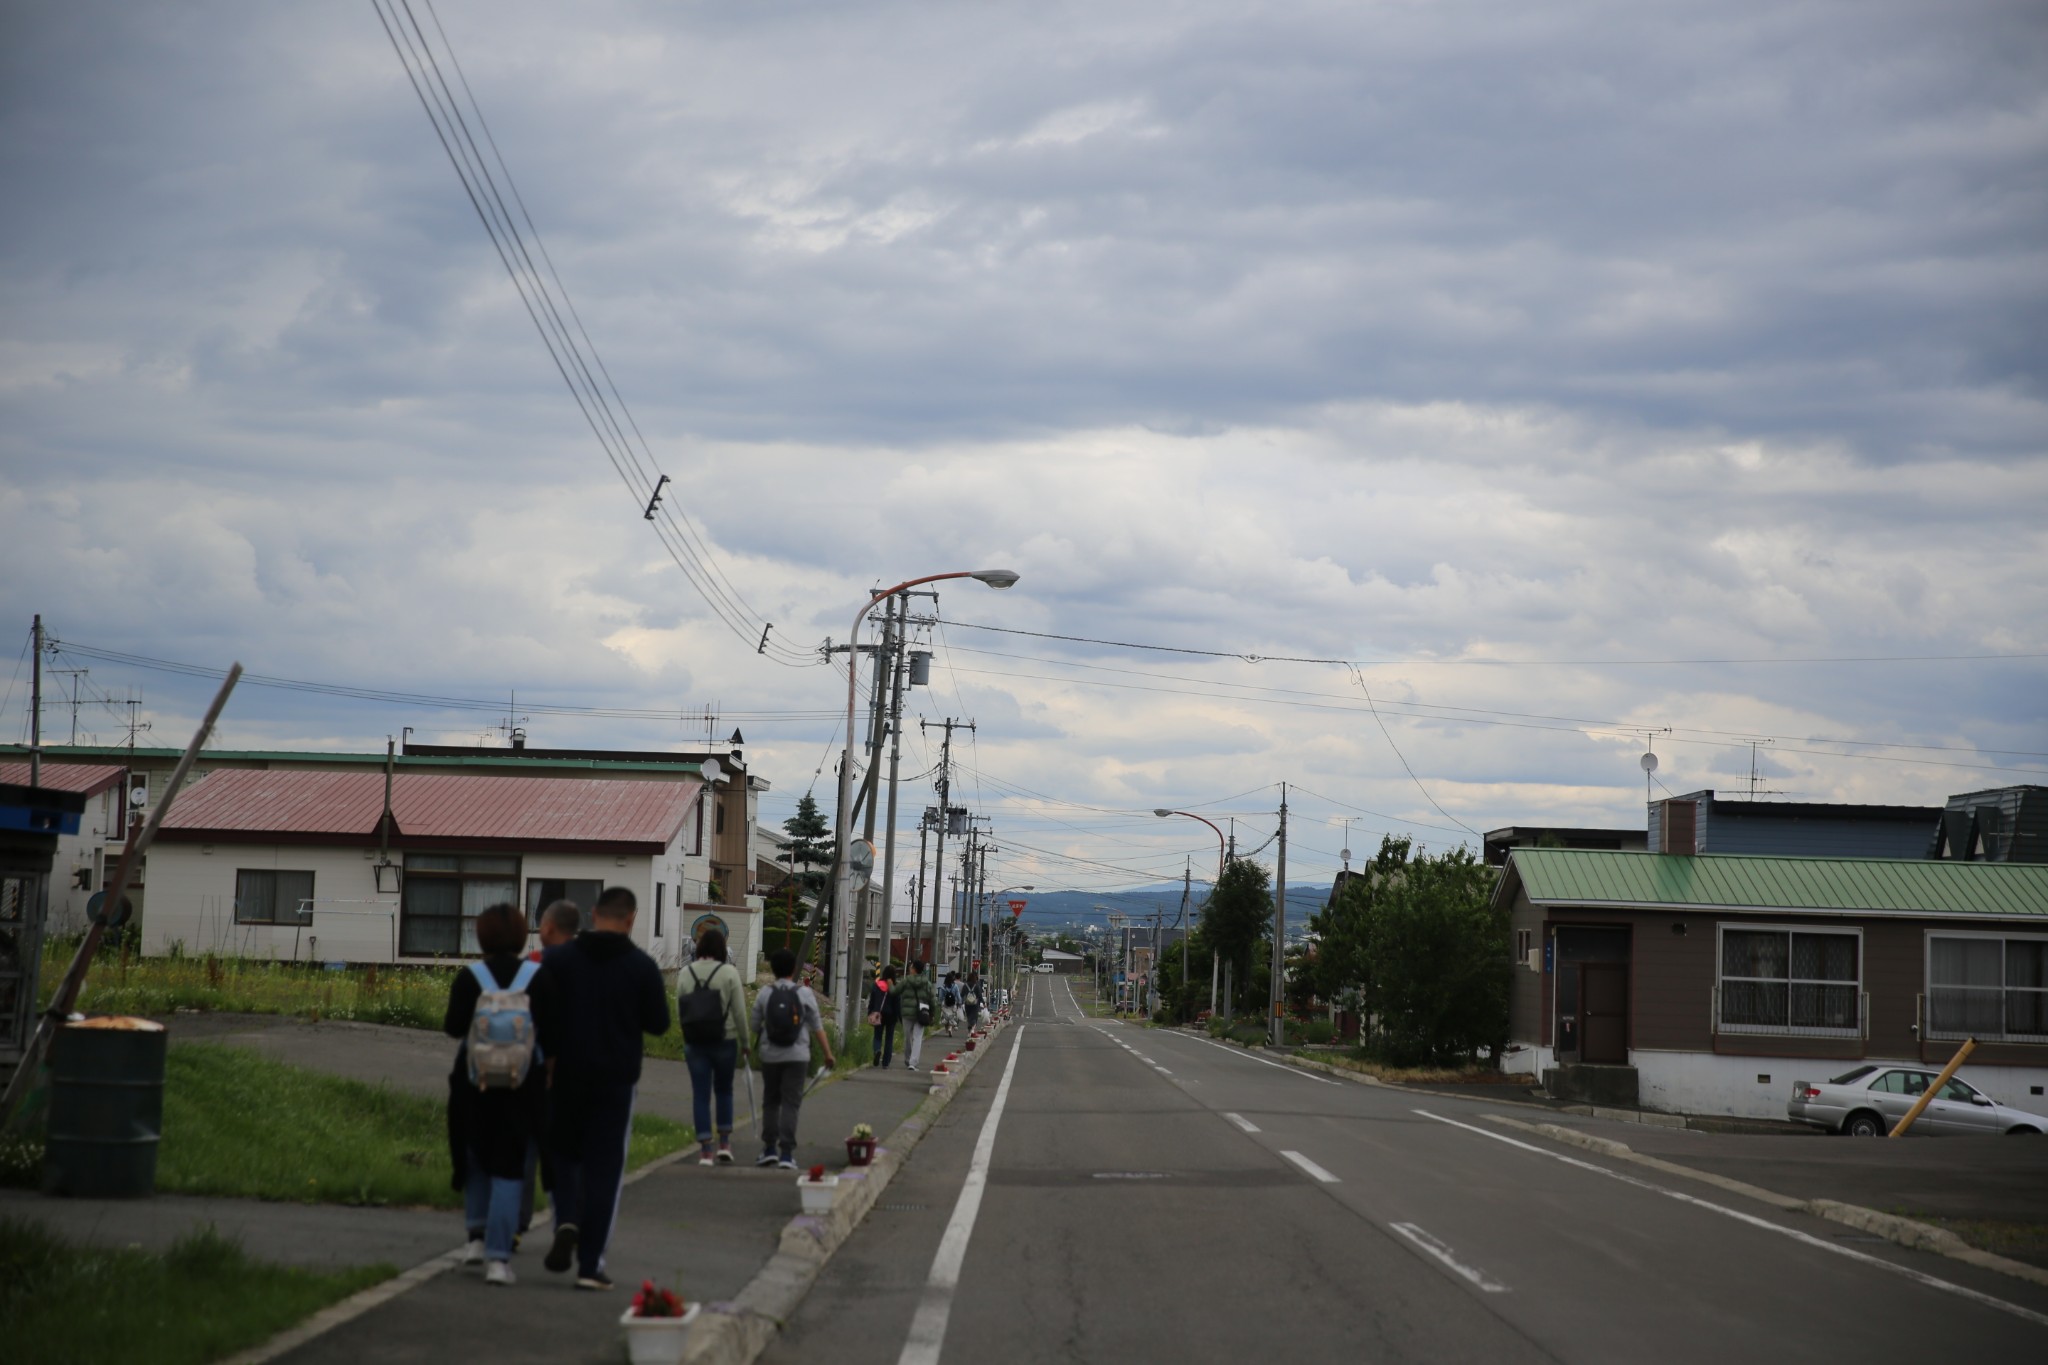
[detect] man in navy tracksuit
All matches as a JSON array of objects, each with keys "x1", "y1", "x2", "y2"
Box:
[{"x1": 541, "y1": 886, "x2": 670, "y2": 1290}]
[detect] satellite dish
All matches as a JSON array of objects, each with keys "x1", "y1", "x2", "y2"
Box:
[
  {"x1": 128, "y1": 784, "x2": 149, "y2": 808},
  {"x1": 1640, "y1": 752, "x2": 1659, "y2": 773},
  {"x1": 699, "y1": 758, "x2": 723, "y2": 785}
]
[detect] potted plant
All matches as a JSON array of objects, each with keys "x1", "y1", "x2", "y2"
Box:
[
  {"x1": 845, "y1": 1123, "x2": 877, "y2": 1165},
  {"x1": 620, "y1": 1278, "x2": 699, "y2": 1365},
  {"x1": 798, "y1": 1163, "x2": 839, "y2": 1213}
]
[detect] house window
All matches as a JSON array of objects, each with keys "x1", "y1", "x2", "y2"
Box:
[
  {"x1": 1717, "y1": 926, "x2": 1861, "y2": 1036},
  {"x1": 1927, "y1": 933, "x2": 2048, "y2": 1042},
  {"x1": 234, "y1": 870, "x2": 314, "y2": 925},
  {"x1": 654, "y1": 883, "x2": 665, "y2": 938},
  {"x1": 524, "y1": 878, "x2": 604, "y2": 924},
  {"x1": 401, "y1": 853, "x2": 519, "y2": 956}
]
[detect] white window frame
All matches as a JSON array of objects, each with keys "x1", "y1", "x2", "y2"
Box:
[
  {"x1": 1924, "y1": 929, "x2": 2048, "y2": 1044},
  {"x1": 1714, "y1": 922, "x2": 1864, "y2": 1038}
]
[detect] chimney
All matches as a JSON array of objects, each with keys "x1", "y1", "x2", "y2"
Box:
[{"x1": 1661, "y1": 799, "x2": 1697, "y2": 855}]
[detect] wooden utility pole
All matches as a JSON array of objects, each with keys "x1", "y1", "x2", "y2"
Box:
[
  {"x1": 1270, "y1": 782, "x2": 1288, "y2": 1046},
  {"x1": 29, "y1": 615, "x2": 43, "y2": 787}
]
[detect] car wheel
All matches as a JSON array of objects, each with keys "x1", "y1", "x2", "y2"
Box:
[
  {"x1": 1843, "y1": 1110, "x2": 1886, "y2": 1138},
  {"x1": 2005, "y1": 1126, "x2": 2040, "y2": 1136}
]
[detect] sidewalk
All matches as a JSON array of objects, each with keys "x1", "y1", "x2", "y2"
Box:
[{"x1": 6, "y1": 1013, "x2": 963, "y2": 1363}]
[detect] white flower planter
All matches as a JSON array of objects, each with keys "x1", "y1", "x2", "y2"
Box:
[
  {"x1": 798, "y1": 1174, "x2": 839, "y2": 1214},
  {"x1": 620, "y1": 1302, "x2": 699, "y2": 1365}
]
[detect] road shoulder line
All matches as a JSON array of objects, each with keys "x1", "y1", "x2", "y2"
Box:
[{"x1": 1476, "y1": 1111, "x2": 2048, "y2": 1291}]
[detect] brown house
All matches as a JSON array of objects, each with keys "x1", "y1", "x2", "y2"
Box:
[{"x1": 1497, "y1": 849, "x2": 2048, "y2": 1119}]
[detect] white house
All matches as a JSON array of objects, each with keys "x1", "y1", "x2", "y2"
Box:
[{"x1": 146, "y1": 766, "x2": 763, "y2": 972}]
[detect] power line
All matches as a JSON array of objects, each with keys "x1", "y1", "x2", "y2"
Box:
[
  {"x1": 372, "y1": 0, "x2": 815, "y2": 667},
  {"x1": 936, "y1": 617, "x2": 2048, "y2": 669}
]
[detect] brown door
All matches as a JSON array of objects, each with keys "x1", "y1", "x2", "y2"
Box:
[{"x1": 1579, "y1": 963, "x2": 1628, "y2": 1064}]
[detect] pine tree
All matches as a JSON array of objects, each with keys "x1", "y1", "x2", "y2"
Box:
[{"x1": 783, "y1": 793, "x2": 832, "y2": 899}]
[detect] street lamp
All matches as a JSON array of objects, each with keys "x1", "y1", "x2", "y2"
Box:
[
  {"x1": 833, "y1": 569, "x2": 1020, "y2": 1042},
  {"x1": 1156, "y1": 809, "x2": 1229, "y2": 1022}
]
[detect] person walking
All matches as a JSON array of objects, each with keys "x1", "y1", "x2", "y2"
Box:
[
  {"x1": 516, "y1": 899, "x2": 581, "y2": 1243},
  {"x1": 541, "y1": 887, "x2": 670, "y2": 1291},
  {"x1": 963, "y1": 970, "x2": 984, "y2": 1030},
  {"x1": 866, "y1": 963, "x2": 900, "y2": 1068},
  {"x1": 895, "y1": 959, "x2": 937, "y2": 1071},
  {"x1": 940, "y1": 971, "x2": 962, "y2": 1035},
  {"x1": 751, "y1": 946, "x2": 835, "y2": 1168},
  {"x1": 677, "y1": 927, "x2": 751, "y2": 1166},
  {"x1": 444, "y1": 902, "x2": 561, "y2": 1288}
]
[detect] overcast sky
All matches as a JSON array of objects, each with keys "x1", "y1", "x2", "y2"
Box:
[{"x1": 3, "y1": 0, "x2": 2044, "y2": 904}]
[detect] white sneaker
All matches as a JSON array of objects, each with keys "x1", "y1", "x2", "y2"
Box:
[
  {"x1": 461, "y1": 1239, "x2": 485, "y2": 1266},
  {"x1": 486, "y1": 1260, "x2": 516, "y2": 1287}
]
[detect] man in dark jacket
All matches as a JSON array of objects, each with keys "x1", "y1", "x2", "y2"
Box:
[{"x1": 540, "y1": 886, "x2": 670, "y2": 1290}]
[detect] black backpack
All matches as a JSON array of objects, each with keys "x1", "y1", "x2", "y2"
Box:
[
  {"x1": 679, "y1": 963, "x2": 726, "y2": 1046},
  {"x1": 915, "y1": 993, "x2": 933, "y2": 1027},
  {"x1": 880, "y1": 985, "x2": 902, "y2": 1021},
  {"x1": 762, "y1": 983, "x2": 803, "y2": 1047}
]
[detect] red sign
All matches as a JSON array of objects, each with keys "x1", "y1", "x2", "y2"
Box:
[{"x1": 1009, "y1": 899, "x2": 1026, "y2": 918}]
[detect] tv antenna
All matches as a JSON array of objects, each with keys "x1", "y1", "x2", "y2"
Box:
[{"x1": 1746, "y1": 740, "x2": 1783, "y2": 799}]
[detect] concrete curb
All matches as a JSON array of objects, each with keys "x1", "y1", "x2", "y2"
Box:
[
  {"x1": 215, "y1": 1246, "x2": 469, "y2": 1365},
  {"x1": 680, "y1": 1019, "x2": 1012, "y2": 1365},
  {"x1": 218, "y1": 1019, "x2": 1012, "y2": 1365},
  {"x1": 1475, "y1": 1112, "x2": 2048, "y2": 1290}
]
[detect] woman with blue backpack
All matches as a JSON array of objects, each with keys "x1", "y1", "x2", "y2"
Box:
[
  {"x1": 677, "y1": 927, "x2": 751, "y2": 1166},
  {"x1": 444, "y1": 902, "x2": 562, "y2": 1286}
]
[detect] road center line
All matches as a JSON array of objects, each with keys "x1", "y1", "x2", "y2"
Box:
[
  {"x1": 1413, "y1": 1108, "x2": 2048, "y2": 1330},
  {"x1": 896, "y1": 1027, "x2": 1028, "y2": 1365},
  {"x1": 1280, "y1": 1150, "x2": 1341, "y2": 1183},
  {"x1": 1222, "y1": 1111, "x2": 1260, "y2": 1133},
  {"x1": 1390, "y1": 1222, "x2": 1509, "y2": 1293}
]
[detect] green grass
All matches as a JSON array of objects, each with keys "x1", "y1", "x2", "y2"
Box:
[
  {"x1": 0, "y1": 1217, "x2": 391, "y2": 1365},
  {"x1": 39, "y1": 940, "x2": 453, "y2": 1029},
  {"x1": 2, "y1": 1044, "x2": 697, "y2": 1208}
]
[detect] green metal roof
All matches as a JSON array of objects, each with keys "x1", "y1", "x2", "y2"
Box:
[
  {"x1": 1504, "y1": 848, "x2": 2048, "y2": 920},
  {"x1": 18, "y1": 744, "x2": 704, "y2": 775}
]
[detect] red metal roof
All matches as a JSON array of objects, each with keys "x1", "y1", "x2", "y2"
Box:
[
  {"x1": 0, "y1": 762, "x2": 127, "y2": 797},
  {"x1": 158, "y1": 768, "x2": 701, "y2": 849}
]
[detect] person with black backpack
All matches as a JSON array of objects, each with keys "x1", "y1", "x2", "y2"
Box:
[
  {"x1": 677, "y1": 927, "x2": 751, "y2": 1166},
  {"x1": 750, "y1": 947, "x2": 835, "y2": 1168}
]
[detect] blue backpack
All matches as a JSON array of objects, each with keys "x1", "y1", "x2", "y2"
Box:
[{"x1": 466, "y1": 959, "x2": 541, "y2": 1089}]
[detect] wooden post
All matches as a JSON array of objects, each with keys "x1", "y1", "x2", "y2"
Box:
[{"x1": 1888, "y1": 1036, "x2": 1977, "y2": 1137}]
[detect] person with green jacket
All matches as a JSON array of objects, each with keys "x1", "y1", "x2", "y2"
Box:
[
  {"x1": 895, "y1": 959, "x2": 939, "y2": 1072},
  {"x1": 677, "y1": 928, "x2": 751, "y2": 1165}
]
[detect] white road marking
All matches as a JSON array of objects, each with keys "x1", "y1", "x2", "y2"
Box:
[
  {"x1": 1280, "y1": 1150, "x2": 1341, "y2": 1183},
  {"x1": 1153, "y1": 1066, "x2": 1172, "y2": 1074},
  {"x1": 1170, "y1": 1033, "x2": 1342, "y2": 1085},
  {"x1": 1223, "y1": 1112, "x2": 1260, "y2": 1133},
  {"x1": 896, "y1": 1028, "x2": 1029, "y2": 1365},
  {"x1": 1389, "y1": 1222, "x2": 1509, "y2": 1293},
  {"x1": 1414, "y1": 1109, "x2": 2048, "y2": 1331}
]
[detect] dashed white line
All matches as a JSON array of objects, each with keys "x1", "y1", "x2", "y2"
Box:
[
  {"x1": 1223, "y1": 1112, "x2": 1260, "y2": 1133},
  {"x1": 1170, "y1": 1033, "x2": 1342, "y2": 1085},
  {"x1": 1280, "y1": 1150, "x2": 1340, "y2": 1183},
  {"x1": 1414, "y1": 1109, "x2": 2048, "y2": 1331},
  {"x1": 1389, "y1": 1222, "x2": 1508, "y2": 1293}
]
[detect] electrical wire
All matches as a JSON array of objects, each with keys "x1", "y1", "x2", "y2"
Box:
[
  {"x1": 936, "y1": 618, "x2": 2048, "y2": 669},
  {"x1": 1345, "y1": 666, "x2": 1480, "y2": 836},
  {"x1": 373, "y1": 1, "x2": 816, "y2": 667}
]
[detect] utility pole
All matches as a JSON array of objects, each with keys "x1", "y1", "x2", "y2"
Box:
[
  {"x1": 842, "y1": 603, "x2": 895, "y2": 1004},
  {"x1": 29, "y1": 615, "x2": 44, "y2": 787},
  {"x1": 878, "y1": 594, "x2": 910, "y2": 968},
  {"x1": 1270, "y1": 782, "x2": 1288, "y2": 1047},
  {"x1": 912, "y1": 808, "x2": 933, "y2": 966},
  {"x1": 1180, "y1": 863, "x2": 1191, "y2": 1023}
]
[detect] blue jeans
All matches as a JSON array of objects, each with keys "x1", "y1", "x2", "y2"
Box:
[
  {"x1": 685, "y1": 1039, "x2": 737, "y2": 1145},
  {"x1": 463, "y1": 1147, "x2": 520, "y2": 1262}
]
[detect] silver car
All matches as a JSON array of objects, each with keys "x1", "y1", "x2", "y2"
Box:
[{"x1": 1788, "y1": 1065, "x2": 2048, "y2": 1136}]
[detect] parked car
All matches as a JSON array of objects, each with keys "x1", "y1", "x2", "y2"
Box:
[
  {"x1": 1788, "y1": 1065, "x2": 2048, "y2": 1136},
  {"x1": 1034, "y1": 963, "x2": 1055, "y2": 973}
]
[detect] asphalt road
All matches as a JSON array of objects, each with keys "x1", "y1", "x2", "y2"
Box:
[{"x1": 767, "y1": 973, "x2": 2048, "y2": 1365}]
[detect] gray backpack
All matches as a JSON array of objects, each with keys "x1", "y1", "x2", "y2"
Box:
[{"x1": 466, "y1": 959, "x2": 541, "y2": 1089}]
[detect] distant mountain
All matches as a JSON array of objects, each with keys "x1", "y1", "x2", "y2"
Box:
[{"x1": 992, "y1": 883, "x2": 1335, "y2": 935}]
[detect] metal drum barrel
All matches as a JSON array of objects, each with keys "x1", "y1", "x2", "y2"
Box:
[{"x1": 43, "y1": 1018, "x2": 166, "y2": 1198}]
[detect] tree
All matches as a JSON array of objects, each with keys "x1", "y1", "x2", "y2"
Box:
[
  {"x1": 1200, "y1": 859, "x2": 1273, "y2": 1016},
  {"x1": 1355, "y1": 846, "x2": 1505, "y2": 1066},
  {"x1": 1307, "y1": 835, "x2": 1412, "y2": 1007},
  {"x1": 782, "y1": 793, "x2": 832, "y2": 901}
]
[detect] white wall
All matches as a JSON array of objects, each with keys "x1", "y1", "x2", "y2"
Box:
[{"x1": 145, "y1": 841, "x2": 677, "y2": 965}]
